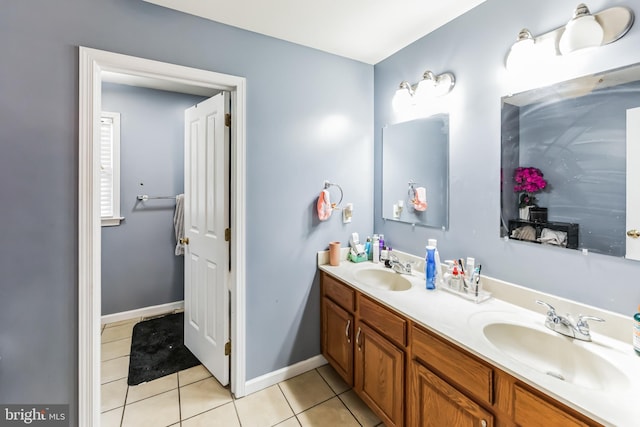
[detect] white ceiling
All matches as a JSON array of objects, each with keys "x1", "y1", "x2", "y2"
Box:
[{"x1": 143, "y1": 0, "x2": 486, "y2": 64}]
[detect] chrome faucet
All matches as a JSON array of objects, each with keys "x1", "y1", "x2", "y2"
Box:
[
  {"x1": 536, "y1": 300, "x2": 604, "y2": 342},
  {"x1": 387, "y1": 253, "x2": 413, "y2": 275}
]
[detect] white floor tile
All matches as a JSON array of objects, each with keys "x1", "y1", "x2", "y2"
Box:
[{"x1": 179, "y1": 377, "x2": 233, "y2": 420}]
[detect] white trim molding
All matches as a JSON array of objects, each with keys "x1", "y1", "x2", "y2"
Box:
[
  {"x1": 244, "y1": 355, "x2": 328, "y2": 396},
  {"x1": 78, "y1": 46, "x2": 247, "y2": 426},
  {"x1": 101, "y1": 301, "x2": 185, "y2": 325}
]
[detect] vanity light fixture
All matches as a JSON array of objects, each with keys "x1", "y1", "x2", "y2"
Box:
[
  {"x1": 505, "y1": 3, "x2": 634, "y2": 71},
  {"x1": 392, "y1": 70, "x2": 456, "y2": 112}
]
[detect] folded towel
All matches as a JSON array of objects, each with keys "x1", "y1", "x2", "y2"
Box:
[
  {"x1": 413, "y1": 187, "x2": 428, "y2": 211},
  {"x1": 174, "y1": 194, "x2": 185, "y2": 255},
  {"x1": 317, "y1": 190, "x2": 332, "y2": 221},
  {"x1": 539, "y1": 228, "x2": 567, "y2": 247},
  {"x1": 511, "y1": 225, "x2": 536, "y2": 241}
]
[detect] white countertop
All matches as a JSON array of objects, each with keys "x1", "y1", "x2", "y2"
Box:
[{"x1": 318, "y1": 250, "x2": 640, "y2": 427}]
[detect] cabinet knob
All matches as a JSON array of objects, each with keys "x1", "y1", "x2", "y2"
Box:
[
  {"x1": 480, "y1": 420, "x2": 487, "y2": 427},
  {"x1": 627, "y1": 229, "x2": 640, "y2": 238}
]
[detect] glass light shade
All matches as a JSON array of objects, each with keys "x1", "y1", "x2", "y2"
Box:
[
  {"x1": 413, "y1": 78, "x2": 437, "y2": 103},
  {"x1": 432, "y1": 74, "x2": 455, "y2": 97},
  {"x1": 392, "y1": 84, "x2": 414, "y2": 112},
  {"x1": 559, "y1": 14, "x2": 604, "y2": 55},
  {"x1": 505, "y1": 37, "x2": 535, "y2": 72}
]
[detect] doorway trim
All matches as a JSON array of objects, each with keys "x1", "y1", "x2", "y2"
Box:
[{"x1": 78, "y1": 47, "x2": 247, "y2": 426}]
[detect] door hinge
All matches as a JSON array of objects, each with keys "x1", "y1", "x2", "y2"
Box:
[
  {"x1": 225, "y1": 113, "x2": 231, "y2": 127},
  {"x1": 224, "y1": 341, "x2": 231, "y2": 356},
  {"x1": 225, "y1": 228, "x2": 231, "y2": 242}
]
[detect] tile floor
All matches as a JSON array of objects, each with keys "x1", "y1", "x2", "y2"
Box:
[{"x1": 101, "y1": 316, "x2": 385, "y2": 427}]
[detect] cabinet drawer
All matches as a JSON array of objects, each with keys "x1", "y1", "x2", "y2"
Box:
[
  {"x1": 513, "y1": 384, "x2": 593, "y2": 427},
  {"x1": 359, "y1": 294, "x2": 407, "y2": 347},
  {"x1": 411, "y1": 325, "x2": 493, "y2": 405},
  {"x1": 322, "y1": 273, "x2": 355, "y2": 312}
]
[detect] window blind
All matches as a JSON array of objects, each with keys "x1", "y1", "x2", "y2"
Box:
[{"x1": 100, "y1": 112, "x2": 121, "y2": 225}]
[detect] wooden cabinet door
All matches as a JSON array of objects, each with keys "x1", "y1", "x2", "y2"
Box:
[
  {"x1": 513, "y1": 384, "x2": 592, "y2": 427},
  {"x1": 355, "y1": 322, "x2": 404, "y2": 427},
  {"x1": 410, "y1": 361, "x2": 494, "y2": 427},
  {"x1": 322, "y1": 297, "x2": 354, "y2": 386}
]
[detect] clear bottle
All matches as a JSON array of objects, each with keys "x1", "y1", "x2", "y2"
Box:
[
  {"x1": 425, "y1": 246, "x2": 436, "y2": 290},
  {"x1": 443, "y1": 260, "x2": 454, "y2": 288}
]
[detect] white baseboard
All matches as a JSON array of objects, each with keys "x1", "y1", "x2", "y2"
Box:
[
  {"x1": 243, "y1": 354, "x2": 328, "y2": 396},
  {"x1": 101, "y1": 301, "x2": 184, "y2": 325}
]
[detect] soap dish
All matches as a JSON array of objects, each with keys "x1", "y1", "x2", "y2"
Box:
[
  {"x1": 349, "y1": 252, "x2": 368, "y2": 263},
  {"x1": 440, "y1": 285, "x2": 491, "y2": 304}
]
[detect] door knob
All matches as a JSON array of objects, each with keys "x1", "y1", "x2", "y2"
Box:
[
  {"x1": 180, "y1": 237, "x2": 190, "y2": 245},
  {"x1": 627, "y1": 229, "x2": 640, "y2": 239}
]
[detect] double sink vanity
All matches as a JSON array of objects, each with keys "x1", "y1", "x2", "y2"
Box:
[{"x1": 318, "y1": 250, "x2": 640, "y2": 426}]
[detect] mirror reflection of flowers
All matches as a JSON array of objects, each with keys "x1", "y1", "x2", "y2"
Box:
[{"x1": 514, "y1": 167, "x2": 547, "y2": 208}]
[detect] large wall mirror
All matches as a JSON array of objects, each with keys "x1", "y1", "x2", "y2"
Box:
[
  {"x1": 383, "y1": 114, "x2": 449, "y2": 229},
  {"x1": 501, "y1": 62, "x2": 640, "y2": 259}
]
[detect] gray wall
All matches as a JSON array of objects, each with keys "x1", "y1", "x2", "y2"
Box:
[
  {"x1": 0, "y1": 0, "x2": 373, "y2": 421},
  {"x1": 101, "y1": 83, "x2": 208, "y2": 315},
  {"x1": 374, "y1": 0, "x2": 640, "y2": 316}
]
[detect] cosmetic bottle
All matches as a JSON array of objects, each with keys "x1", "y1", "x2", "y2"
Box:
[
  {"x1": 465, "y1": 257, "x2": 475, "y2": 284},
  {"x1": 364, "y1": 237, "x2": 371, "y2": 260},
  {"x1": 451, "y1": 264, "x2": 462, "y2": 291},
  {"x1": 428, "y1": 239, "x2": 442, "y2": 286},
  {"x1": 425, "y1": 246, "x2": 436, "y2": 290},
  {"x1": 634, "y1": 305, "x2": 640, "y2": 356},
  {"x1": 372, "y1": 235, "x2": 380, "y2": 263}
]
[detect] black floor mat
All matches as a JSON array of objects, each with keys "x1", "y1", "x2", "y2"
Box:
[{"x1": 127, "y1": 312, "x2": 200, "y2": 385}]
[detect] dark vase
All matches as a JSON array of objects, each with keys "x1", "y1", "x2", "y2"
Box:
[{"x1": 529, "y1": 207, "x2": 548, "y2": 223}]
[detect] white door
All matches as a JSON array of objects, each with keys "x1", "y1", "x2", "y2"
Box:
[
  {"x1": 626, "y1": 107, "x2": 640, "y2": 260},
  {"x1": 184, "y1": 92, "x2": 230, "y2": 385}
]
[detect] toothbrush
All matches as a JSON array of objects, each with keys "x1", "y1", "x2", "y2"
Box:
[
  {"x1": 458, "y1": 259, "x2": 467, "y2": 291},
  {"x1": 474, "y1": 265, "x2": 482, "y2": 297}
]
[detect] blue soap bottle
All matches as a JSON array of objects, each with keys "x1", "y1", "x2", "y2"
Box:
[{"x1": 425, "y1": 245, "x2": 436, "y2": 290}]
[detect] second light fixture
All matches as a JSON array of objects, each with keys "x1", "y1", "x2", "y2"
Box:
[{"x1": 392, "y1": 70, "x2": 455, "y2": 111}]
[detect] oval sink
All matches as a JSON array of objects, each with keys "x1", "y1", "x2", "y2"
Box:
[
  {"x1": 354, "y1": 268, "x2": 412, "y2": 291},
  {"x1": 483, "y1": 322, "x2": 629, "y2": 391}
]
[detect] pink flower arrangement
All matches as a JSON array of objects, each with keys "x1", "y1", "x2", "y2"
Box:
[{"x1": 513, "y1": 167, "x2": 547, "y2": 207}]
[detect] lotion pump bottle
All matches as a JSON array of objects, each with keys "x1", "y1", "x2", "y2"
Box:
[
  {"x1": 425, "y1": 246, "x2": 436, "y2": 290},
  {"x1": 428, "y1": 239, "x2": 442, "y2": 286}
]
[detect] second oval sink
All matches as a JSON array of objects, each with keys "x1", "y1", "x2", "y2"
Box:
[
  {"x1": 354, "y1": 268, "x2": 412, "y2": 291},
  {"x1": 482, "y1": 322, "x2": 630, "y2": 392}
]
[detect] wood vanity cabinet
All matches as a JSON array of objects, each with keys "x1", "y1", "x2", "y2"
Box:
[
  {"x1": 409, "y1": 324, "x2": 494, "y2": 427},
  {"x1": 321, "y1": 273, "x2": 355, "y2": 386},
  {"x1": 321, "y1": 272, "x2": 405, "y2": 427},
  {"x1": 320, "y1": 272, "x2": 602, "y2": 427},
  {"x1": 355, "y1": 295, "x2": 406, "y2": 427}
]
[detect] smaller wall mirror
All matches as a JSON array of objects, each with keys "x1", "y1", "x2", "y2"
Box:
[{"x1": 382, "y1": 115, "x2": 449, "y2": 229}]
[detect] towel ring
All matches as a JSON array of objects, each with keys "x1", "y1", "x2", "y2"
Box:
[{"x1": 324, "y1": 180, "x2": 344, "y2": 209}]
